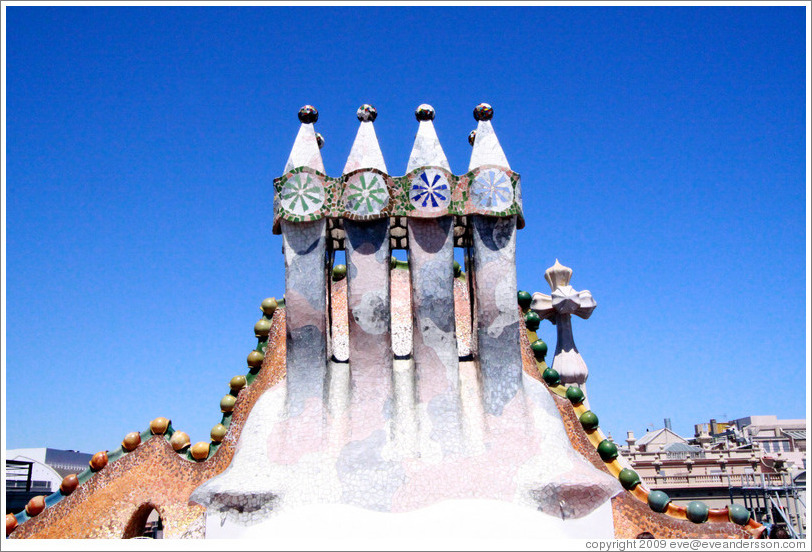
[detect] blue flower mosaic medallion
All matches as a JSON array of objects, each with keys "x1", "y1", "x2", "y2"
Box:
[
  {"x1": 279, "y1": 172, "x2": 325, "y2": 216},
  {"x1": 470, "y1": 169, "x2": 513, "y2": 212},
  {"x1": 344, "y1": 171, "x2": 389, "y2": 216},
  {"x1": 410, "y1": 169, "x2": 450, "y2": 212}
]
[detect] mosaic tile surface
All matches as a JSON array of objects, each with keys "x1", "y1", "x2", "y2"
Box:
[
  {"x1": 344, "y1": 171, "x2": 390, "y2": 216},
  {"x1": 471, "y1": 215, "x2": 523, "y2": 416},
  {"x1": 282, "y1": 219, "x2": 328, "y2": 419},
  {"x1": 519, "y1": 316, "x2": 755, "y2": 540},
  {"x1": 408, "y1": 217, "x2": 463, "y2": 457},
  {"x1": 409, "y1": 169, "x2": 451, "y2": 212},
  {"x1": 10, "y1": 310, "x2": 290, "y2": 539},
  {"x1": 189, "y1": 263, "x2": 622, "y2": 532},
  {"x1": 344, "y1": 219, "x2": 394, "y2": 444},
  {"x1": 469, "y1": 168, "x2": 514, "y2": 211},
  {"x1": 9, "y1": 106, "x2": 758, "y2": 541},
  {"x1": 611, "y1": 492, "x2": 752, "y2": 539},
  {"x1": 272, "y1": 165, "x2": 523, "y2": 231},
  {"x1": 278, "y1": 171, "x2": 325, "y2": 216},
  {"x1": 11, "y1": 280, "x2": 755, "y2": 539}
]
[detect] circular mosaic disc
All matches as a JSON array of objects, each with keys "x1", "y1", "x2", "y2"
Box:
[
  {"x1": 409, "y1": 169, "x2": 451, "y2": 212},
  {"x1": 279, "y1": 172, "x2": 326, "y2": 216},
  {"x1": 344, "y1": 171, "x2": 389, "y2": 216},
  {"x1": 469, "y1": 168, "x2": 513, "y2": 212}
]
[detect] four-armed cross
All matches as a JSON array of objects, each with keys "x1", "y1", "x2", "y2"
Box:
[{"x1": 531, "y1": 260, "x2": 596, "y2": 393}]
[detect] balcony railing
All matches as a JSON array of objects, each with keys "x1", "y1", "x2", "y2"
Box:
[{"x1": 642, "y1": 473, "x2": 790, "y2": 489}]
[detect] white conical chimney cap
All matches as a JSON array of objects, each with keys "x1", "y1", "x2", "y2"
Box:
[
  {"x1": 468, "y1": 103, "x2": 510, "y2": 171},
  {"x1": 343, "y1": 104, "x2": 387, "y2": 174},
  {"x1": 406, "y1": 104, "x2": 450, "y2": 172},
  {"x1": 283, "y1": 105, "x2": 325, "y2": 173}
]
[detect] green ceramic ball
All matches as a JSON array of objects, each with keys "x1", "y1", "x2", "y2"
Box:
[
  {"x1": 579, "y1": 410, "x2": 599, "y2": 431},
  {"x1": 247, "y1": 350, "x2": 265, "y2": 369},
  {"x1": 332, "y1": 264, "x2": 347, "y2": 281},
  {"x1": 647, "y1": 490, "x2": 671, "y2": 513},
  {"x1": 517, "y1": 290, "x2": 532, "y2": 311},
  {"x1": 565, "y1": 386, "x2": 585, "y2": 405},
  {"x1": 530, "y1": 339, "x2": 548, "y2": 360},
  {"x1": 686, "y1": 501, "x2": 709, "y2": 524},
  {"x1": 220, "y1": 394, "x2": 236, "y2": 413},
  {"x1": 260, "y1": 297, "x2": 277, "y2": 317},
  {"x1": 229, "y1": 375, "x2": 247, "y2": 392},
  {"x1": 210, "y1": 423, "x2": 227, "y2": 443},
  {"x1": 524, "y1": 311, "x2": 541, "y2": 331},
  {"x1": 597, "y1": 439, "x2": 619, "y2": 462},
  {"x1": 254, "y1": 318, "x2": 271, "y2": 338},
  {"x1": 542, "y1": 367, "x2": 560, "y2": 386},
  {"x1": 618, "y1": 468, "x2": 641, "y2": 490},
  {"x1": 727, "y1": 503, "x2": 750, "y2": 525},
  {"x1": 453, "y1": 261, "x2": 462, "y2": 277}
]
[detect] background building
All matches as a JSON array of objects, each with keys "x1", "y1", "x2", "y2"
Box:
[
  {"x1": 5, "y1": 447, "x2": 163, "y2": 538},
  {"x1": 5, "y1": 448, "x2": 92, "y2": 514},
  {"x1": 620, "y1": 416, "x2": 806, "y2": 538}
]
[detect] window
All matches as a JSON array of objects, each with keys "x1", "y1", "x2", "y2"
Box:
[{"x1": 764, "y1": 440, "x2": 791, "y2": 453}]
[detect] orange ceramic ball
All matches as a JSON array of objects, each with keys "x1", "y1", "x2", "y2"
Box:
[
  {"x1": 169, "y1": 431, "x2": 191, "y2": 451},
  {"x1": 190, "y1": 441, "x2": 210, "y2": 461},
  {"x1": 25, "y1": 496, "x2": 46, "y2": 516},
  {"x1": 150, "y1": 417, "x2": 170, "y2": 435},
  {"x1": 122, "y1": 431, "x2": 141, "y2": 451},
  {"x1": 89, "y1": 451, "x2": 108, "y2": 471},
  {"x1": 60, "y1": 474, "x2": 79, "y2": 495}
]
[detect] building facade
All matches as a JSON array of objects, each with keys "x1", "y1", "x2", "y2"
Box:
[
  {"x1": 620, "y1": 416, "x2": 806, "y2": 538},
  {"x1": 5, "y1": 448, "x2": 92, "y2": 514}
]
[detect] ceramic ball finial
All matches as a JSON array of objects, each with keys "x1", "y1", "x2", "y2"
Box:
[
  {"x1": 473, "y1": 102, "x2": 493, "y2": 121},
  {"x1": 357, "y1": 104, "x2": 377, "y2": 122},
  {"x1": 298, "y1": 105, "x2": 318, "y2": 124},
  {"x1": 415, "y1": 104, "x2": 435, "y2": 121}
]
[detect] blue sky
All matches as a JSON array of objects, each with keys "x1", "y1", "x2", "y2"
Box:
[{"x1": 3, "y1": 5, "x2": 808, "y2": 454}]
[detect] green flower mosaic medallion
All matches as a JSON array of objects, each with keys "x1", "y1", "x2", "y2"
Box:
[
  {"x1": 345, "y1": 171, "x2": 389, "y2": 216},
  {"x1": 280, "y1": 172, "x2": 325, "y2": 216}
]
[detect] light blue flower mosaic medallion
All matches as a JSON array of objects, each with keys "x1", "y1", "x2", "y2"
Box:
[
  {"x1": 514, "y1": 179, "x2": 523, "y2": 211},
  {"x1": 410, "y1": 169, "x2": 450, "y2": 212},
  {"x1": 470, "y1": 169, "x2": 513, "y2": 212},
  {"x1": 344, "y1": 171, "x2": 389, "y2": 216},
  {"x1": 280, "y1": 172, "x2": 325, "y2": 216}
]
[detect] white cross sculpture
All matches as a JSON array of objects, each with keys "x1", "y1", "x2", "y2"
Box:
[{"x1": 531, "y1": 260, "x2": 596, "y2": 394}]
